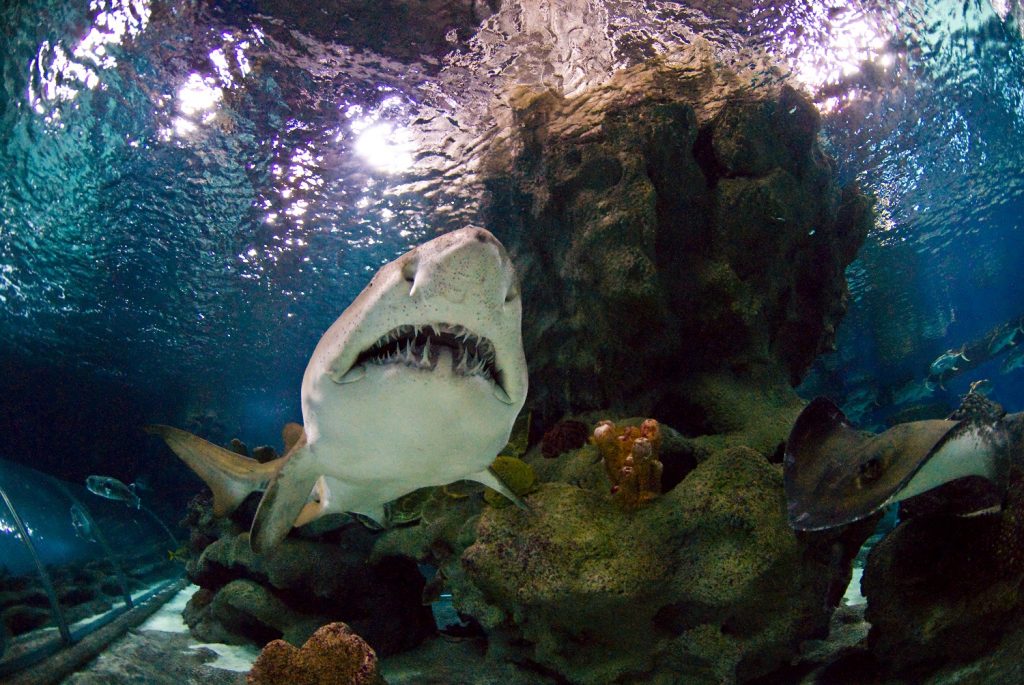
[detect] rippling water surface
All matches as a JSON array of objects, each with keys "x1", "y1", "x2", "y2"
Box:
[{"x1": 1, "y1": 0, "x2": 1023, "y2": 457}]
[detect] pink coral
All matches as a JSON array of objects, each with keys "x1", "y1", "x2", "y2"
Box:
[{"x1": 247, "y1": 622, "x2": 385, "y2": 685}]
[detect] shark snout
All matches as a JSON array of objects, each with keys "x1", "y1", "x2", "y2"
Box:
[{"x1": 408, "y1": 227, "x2": 516, "y2": 306}]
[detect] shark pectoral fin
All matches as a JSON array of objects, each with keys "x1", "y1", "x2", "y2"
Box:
[
  {"x1": 250, "y1": 453, "x2": 318, "y2": 555},
  {"x1": 144, "y1": 424, "x2": 277, "y2": 517},
  {"x1": 293, "y1": 476, "x2": 331, "y2": 528},
  {"x1": 467, "y1": 467, "x2": 531, "y2": 511}
]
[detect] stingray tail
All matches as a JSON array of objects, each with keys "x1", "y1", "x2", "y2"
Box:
[{"x1": 144, "y1": 424, "x2": 282, "y2": 517}]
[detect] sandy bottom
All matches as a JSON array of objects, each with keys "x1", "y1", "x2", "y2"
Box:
[{"x1": 63, "y1": 584, "x2": 255, "y2": 684}]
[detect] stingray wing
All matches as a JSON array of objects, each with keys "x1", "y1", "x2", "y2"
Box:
[{"x1": 783, "y1": 397, "x2": 959, "y2": 530}]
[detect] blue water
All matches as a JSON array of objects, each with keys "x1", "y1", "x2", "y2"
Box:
[{"x1": 0, "y1": 0, "x2": 1023, "y2": 511}]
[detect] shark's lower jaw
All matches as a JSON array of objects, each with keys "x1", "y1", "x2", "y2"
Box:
[{"x1": 345, "y1": 322, "x2": 510, "y2": 401}]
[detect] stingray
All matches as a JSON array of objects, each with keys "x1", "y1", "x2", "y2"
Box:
[
  {"x1": 147, "y1": 227, "x2": 529, "y2": 553},
  {"x1": 784, "y1": 396, "x2": 1018, "y2": 531}
]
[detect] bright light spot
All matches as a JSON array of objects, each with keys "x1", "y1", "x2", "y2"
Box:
[
  {"x1": 353, "y1": 122, "x2": 415, "y2": 174},
  {"x1": 28, "y1": 0, "x2": 151, "y2": 118},
  {"x1": 787, "y1": 13, "x2": 889, "y2": 90},
  {"x1": 177, "y1": 73, "x2": 223, "y2": 116},
  {"x1": 172, "y1": 116, "x2": 197, "y2": 136}
]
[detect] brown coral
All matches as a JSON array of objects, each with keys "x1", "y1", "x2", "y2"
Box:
[
  {"x1": 541, "y1": 419, "x2": 590, "y2": 458},
  {"x1": 592, "y1": 419, "x2": 664, "y2": 509},
  {"x1": 247, "y1": 622, "x2": 386, "y2": 685}
]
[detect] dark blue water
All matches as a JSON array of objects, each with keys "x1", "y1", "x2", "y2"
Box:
[{"x1": 1, "y1": 0, "x2": 1023, "y2": 510}]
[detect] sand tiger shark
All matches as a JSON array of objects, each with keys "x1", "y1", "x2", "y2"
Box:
[
  {"x1": 147, "y1": 226, "x2": 529, "y2": 554},
  {"x1": 784, "y1": 395, "x2": 1024, "y2": 531}
]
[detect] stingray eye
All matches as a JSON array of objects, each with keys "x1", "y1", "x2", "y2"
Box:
[{"x1": 858, "y1": 458, "x2": 882, "y2": 483}]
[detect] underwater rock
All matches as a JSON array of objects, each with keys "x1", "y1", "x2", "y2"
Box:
[
  {"x1": 861, "y1": 465, "x2": 1024, "y2": 676},
  {"x1": 182, "y1": 512, "x2": 434, "y2": 656},
  {"x1": 482, "y1": 456, "x2": 537, "y2": 508},
  {"x1": 481, "y1": 56, "x2": 869, "y2": 440},
  {"x1": 540, "y1": 419, "x2": 589, "y2": 458},
  {"x1": 439, "y1": 445, "x2": 857, "y2": 684},
  {"x1": 247, "y1": 621, "x2": 385, "y2": 685}
]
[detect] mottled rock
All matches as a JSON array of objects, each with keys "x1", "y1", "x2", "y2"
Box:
[
  {"x1": 183, "y1": 525, "x2": 434, "y2": 656},
  {"x1": 443, "y1": 446, "x2": 860, "y2": 684},
  {"x1": 481, "y1": 58, "x2": 869, "y2": 437},
  {"x1": 248, "y1": 622, "x2": 385, "y2": 685},
  {"x1": 861, "y1": 485, "x2": 1024, "y2": 676}
]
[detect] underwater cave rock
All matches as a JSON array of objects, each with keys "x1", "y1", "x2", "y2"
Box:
[
  {"x1": 438, "y1": 445, "x2": 866, "y2": 685},
  {"x1": 861, "y1": 465, "x2": 1024, "y2": 677},
  {"x1": 181, "y1": 496, "x2": 434, "y2": 657},
  {"x1": 481, "y1": 53, "x2": 871, "y2": 428}
]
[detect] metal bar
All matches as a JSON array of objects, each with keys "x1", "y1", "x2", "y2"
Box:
[{"x1": 0, "y1": 485, "x2": 72, "y2": 645}]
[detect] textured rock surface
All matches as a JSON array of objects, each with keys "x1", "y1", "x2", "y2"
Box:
[
  {"x1": 247, "y1": 622, "x2": 385, "y2": 685},
  {"x1": 481, "y1": 56, "x2": 870, "y2": 432},
  {"x1": 373, "y1": 431, "x2": 872, "y2": 685},
  {"x1": 180, "y1": 497, "x2": 435, "y2": 656},
  {"x1": 861, "y1": 479, "x2": 1024, "y2": 677}
]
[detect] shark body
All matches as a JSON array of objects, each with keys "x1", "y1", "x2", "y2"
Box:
[{"x1": 148, "y1": 227, "x2": 528, "y2": 553}]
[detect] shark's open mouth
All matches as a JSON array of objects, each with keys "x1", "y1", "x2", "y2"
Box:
[{"x1": 353, "y1": 323, "x2": 504, "y2": 389}]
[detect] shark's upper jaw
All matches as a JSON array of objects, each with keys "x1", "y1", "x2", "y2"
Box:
[{"x1": 339, "y1": 321, "x2": 513, "y2": 403}]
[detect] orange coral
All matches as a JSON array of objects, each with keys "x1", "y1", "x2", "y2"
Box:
[
  {"x1": 247, "y1": 622, "x2": 385, "y2": 685},
  {"x1": 592, "y1": 419, "x2": 664, "y2": 509}
]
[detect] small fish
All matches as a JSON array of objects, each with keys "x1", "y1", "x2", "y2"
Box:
[
  {"x1": 167, "y1": 545, "x2": 188, "y2": 563},
  {"x1": 969, "y1": 378, "x2": 994, "y2": 396},
  {"x1": 1002, "y1": 346, "x2": 1024, "y2": 374},
  {"x1": 988, "y1": 322, "x2": 1024, "y2": 356},
  {"x1": 929, "y1": 346, "x2": 970, "y2": 377},
  {"x1": 86, "y1": 475, "x2": 141, "y2": 508},
  {"x1": 69, "y1": 503, "x2": 96, "y2": 543},
  {"x1": 891, "y1": 378, "x2": 936, "y2": 406}
]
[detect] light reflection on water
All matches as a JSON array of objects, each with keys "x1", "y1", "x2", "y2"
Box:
[{"x1": 0, "y1": 0, "x2": 1022, "y2": 417}]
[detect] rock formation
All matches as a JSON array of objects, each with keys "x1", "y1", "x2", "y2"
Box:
[{"x1": 480, "y1": 55, "x2": 870, "y2": 444}]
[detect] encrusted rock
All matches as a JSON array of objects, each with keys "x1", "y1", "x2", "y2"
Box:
[
  {"x1": 440, "y1": 445, "x2": 863, "y2": 684},
  {"x1": 481, "y1": 57, "x2": 870, "y2": 437},
  {"x1": 861, "y1": 464, "x2": 1024, "y2": 676}
]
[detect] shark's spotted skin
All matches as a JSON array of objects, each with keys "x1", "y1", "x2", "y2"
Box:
[{"x1": 149, "y1": 227, "x2": 529, "y2": 554}]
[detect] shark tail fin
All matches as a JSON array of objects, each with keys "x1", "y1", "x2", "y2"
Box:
[
  {"x1": 144, "y1": 424, "x2": 281, "y2": 517},
  {"x1": 250, "y1": 449, "x2": 318, "y2": 555}
]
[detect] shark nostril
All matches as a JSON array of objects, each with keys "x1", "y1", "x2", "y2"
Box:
[{"x1": 401, "y1": 258, "x2": 417, "y2": 285}]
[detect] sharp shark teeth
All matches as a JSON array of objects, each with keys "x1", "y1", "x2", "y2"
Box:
[{"x1": 351, "y1": 322, "x2": 504, "y2": 389}]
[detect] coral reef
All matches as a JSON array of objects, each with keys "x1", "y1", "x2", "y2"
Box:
[
  {"x1": 591, "y1": 418, "x2": 664, "y2": 509},
  {"x1": 248, "y1": 622, "x2": 385, "y2": 685},
  {"x1": 540, "y1": 420, "x2": 589, "y2": 458},
  {"x1": 481, "y1": 56, "x2": 870, "y2": 437}
]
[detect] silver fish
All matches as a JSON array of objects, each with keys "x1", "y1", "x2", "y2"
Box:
[{"x1": 85, "y1": 475, "x2": 141, "y2": 508}]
